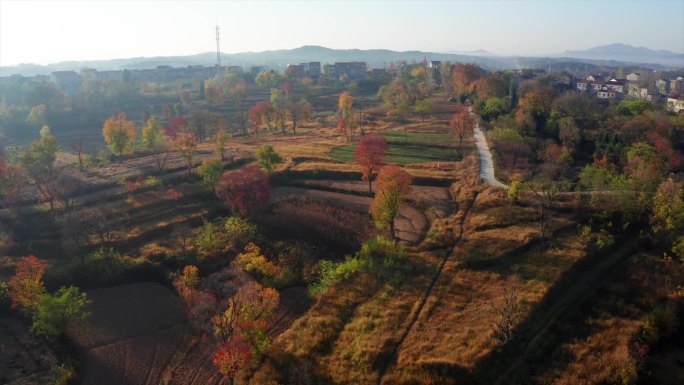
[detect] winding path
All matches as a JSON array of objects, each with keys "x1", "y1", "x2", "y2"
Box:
[{"x1": 471, "y1": 109, "x2": 508, "y2": 189}]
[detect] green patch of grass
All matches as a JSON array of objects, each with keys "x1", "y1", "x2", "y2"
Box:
[{"x1": 329, "y1": 131, "x2": 458, "y2": 165}]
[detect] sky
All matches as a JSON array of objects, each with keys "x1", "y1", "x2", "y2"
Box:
[{"x1": 1, "y1": 0, "x2": 683, "y2": 66}]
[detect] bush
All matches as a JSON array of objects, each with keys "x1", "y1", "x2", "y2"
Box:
[
  {"x1": 224, "y1": 216, "x2": 258, "y2": 250},
  {"x1": 194, "y1": 219, "x2": 224, "y2": 258},
  {"x1": 31, "y1": 286, "x2": 91, "y2": 339},
  {"x1": 51, "y1": 363, "x2": 77, "y2": 385},
  {"x1": 308, "y1": 236, "x2": 407, "y2": 296},
  {"x1": 0, "y1": 280, "x2": 10, "y2": 314}
]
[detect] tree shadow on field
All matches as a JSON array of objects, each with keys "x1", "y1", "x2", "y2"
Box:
[{"x1": 467, "y1": 234, "x2": 642, "y2": 385}]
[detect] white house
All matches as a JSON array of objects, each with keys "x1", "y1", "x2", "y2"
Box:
[
  {"x1": 667, "y1": 97, "x2": 684, "y2": 113},
  {"x1": 626, "y1": 72, "x2": 640, "y2": 82}
]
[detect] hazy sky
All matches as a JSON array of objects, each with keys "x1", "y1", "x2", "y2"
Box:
[{"x1": 1, "y1": 0, "x2": 683, "y2": 66}]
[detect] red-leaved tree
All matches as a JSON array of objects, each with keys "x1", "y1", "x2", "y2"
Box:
[
  {"x1": 354, "y1": 135, "x2": 388, "y2": 193},
  {"x1": 248, "y1": 102, "x2": 269, "y2": 136},
  {"x1": 165, "y1": 116, "x2": 188, "y2": 140},
  {"x1": 215, "y1": 165, "x2": 270, "y2": 218}
]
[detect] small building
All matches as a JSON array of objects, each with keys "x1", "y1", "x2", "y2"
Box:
[
  {"x1": 429, "y1": 61, "x2": 441, "y2": 69},
  {"x1": 586, "y1": 75, "x2": 603, "y2": 83},
  {"x1": 333, "y1": 62, "x2": 367, "y2": 81},
  {"x1": 96, "y1": 70, "x2": 124, "y2": 81},
  {"x1": 670, "y1": 77, "x2": 683, "y2": 94},
  {"x1": 667, "y1": 96, "x2": 684, "y2": 113},
  {"x1": 577, "y1": 79, "x2": 591, "y2": 91},
  {"x1": 604, "y1": 79, "x2": 626, "y2": 93},
  {"x1": 626, "y1": 72, "x2": 640, "y2": 82},
  {"x1": 597, "y1": 87, "x2": 621, "y2": 99},
  {"x1": 50, "y1": 70, "x2": 81, "y2": 94},
  {"x1": 304, "y1": 62, "x2": 321, "y2": 78},
  {"x1": 249, "y1": 66, "x2": 265, "y2": 76},
  {"x1": 656, "y1": 79, "x2": 669, "y2": 95}
]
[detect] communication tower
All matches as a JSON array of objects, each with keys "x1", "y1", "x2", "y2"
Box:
[{"x1": 216, "y1": 25, "x2": 221, "y2": 77}]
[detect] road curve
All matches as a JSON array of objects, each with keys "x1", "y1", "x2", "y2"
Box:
[{"x1": 471, "y1": 110, "x2": 508, "y2": 189}]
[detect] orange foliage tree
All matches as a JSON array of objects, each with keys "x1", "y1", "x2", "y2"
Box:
[
  {"x1": 354, "y1": 134, "x2": 388, "y2": 193},
  {"x1": 452, "y1": 63, "x2": 484, "y2": 97},
  {"x1": 174, "y1": 132, "x2": 198, "y2": 177},
  {"x1": 216, "y1": 165, "x2": 270, "y2": 219},
  {"x1": 102, "y1": 112, "x2": 137, "y2": 156},
  {"x1": 338, "y1": 92, "x2": 355, "y2": 140},
  {"x1": 371, "y1": 165, "x2": 413, "y2": 240},
  {"x1": 514, "y1": 85, "x2": 554, "y2": 134},
  {"x1": 212, "y1": 280, "x2": 279, "y2": 378},
  {"x1": 8, "y1": 255, "x2": 46, "y2": 314},
  {"x1": 450, "y1": 108, "x2": 475, "y2": 153}
]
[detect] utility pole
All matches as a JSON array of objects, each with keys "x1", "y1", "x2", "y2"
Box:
[{"x1": 215, "y1": 25, "x2": 221, "y2": 78}]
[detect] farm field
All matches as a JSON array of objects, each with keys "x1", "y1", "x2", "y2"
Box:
[{"x1": 328, "y1": 130, "x2": 460, "y2": 165}]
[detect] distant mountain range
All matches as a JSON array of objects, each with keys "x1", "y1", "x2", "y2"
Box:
[
  {"x1": 552, "y1": 43, "x2": 684, "y2": 67},
  {"x1": 1, "y1": 43, "x2": 682, "y2": 77}
]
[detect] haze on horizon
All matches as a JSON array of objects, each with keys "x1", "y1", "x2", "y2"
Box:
[{"x1": 1, "y1": 0, "x2": 683, "y2": 67}]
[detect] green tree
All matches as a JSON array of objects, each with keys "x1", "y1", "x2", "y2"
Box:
[
  {"x1": 21, "y1": 126, "x2": 61, "y2": 212},
  {"x1": 194, "y1": 219, "x2": 223, "y2": 259},
  {"x1": 198, "y1": 158, "x2": 224, "y2": 193},
  {"x1": 414, "y1": 98, "x2": 433, "y2": 122},
  {"x1": 651, "y1": 177, "x2": 684, "y2": 260},
  {"x1": 479, "y1": 97, "x2": 508, "y2": 122},
  {"x1": 21, "y1": 126, "x2": 59, "y2": 184},
  {"x1": 255, "y1": 145, "x2": 282, "y2": 174},
  {"x1": 141, "y1": 117, "x2": 169, "y2": 170},
  {"x1": 26, "y1": 104, "x2": 47, "y2": 127},
  {"x1": 215, "y1": 130, "x2": 231, "y2": 161},
  {"x1": 31, "y1": 286, "x2": 91, "y2": 339},
  {"x1": 270, "y1": 88, "x2": 287, "y2": 132}
]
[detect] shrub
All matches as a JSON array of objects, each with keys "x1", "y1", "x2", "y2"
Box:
[
  {"x1": 0, "y1": 280, "x2": 10, "y2": 314},
  {"x1": 234, "y1": 244, "x2": 281, "y2": 282},
  {"x1": 194, "y1": 219, "x2": 224, "y2": 258},
  {"x1": 255, "y1": 145, "x2": 283, "y2": 174},
  {"x1": 57, "y1": 247, "x2": 125, "y2": 287},
  {"x1": 144, "y1": 175, "x2": 162, "y2": 188},
  {"x1": 224, "y1": 216, "x2": 258, "y2": 250},
  {"x1": 308, "y1": 236, "x2": 406, "y2": 296},
  {"x1": 31, "y1": 286, "x2": 91, "y2": 339},
  {"x1": 51, "y1": 363, "x2": 77, "y2": 385}
]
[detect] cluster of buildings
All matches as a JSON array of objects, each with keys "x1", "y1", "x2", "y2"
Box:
[
  {"x1": 47, "y1": 60, "x2": 373, "y2": 95},
  {"x1": 49, "y1": 65, "x2": 247, "y2": 94},
  {"x1": 286, "y1": 61, "x2": 368, "y2": 82},
  {"x1": 285, "y1": 62, "x2": 321, "y2": 79},
  {"x1": 576, "y1": 72, "x2": 684, "y2": 112}
]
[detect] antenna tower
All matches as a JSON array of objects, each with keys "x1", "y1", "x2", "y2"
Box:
[{"x1": 215, "y1": 25, "x2": 221, "y2": 77}]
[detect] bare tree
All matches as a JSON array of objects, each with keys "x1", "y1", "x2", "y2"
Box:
[
  {"x1": 525, "y1": 178, "x2": 566, "y2": 238},
  {"x1": 491, "y1": 266, "x2": 523, "y2": 344}
]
